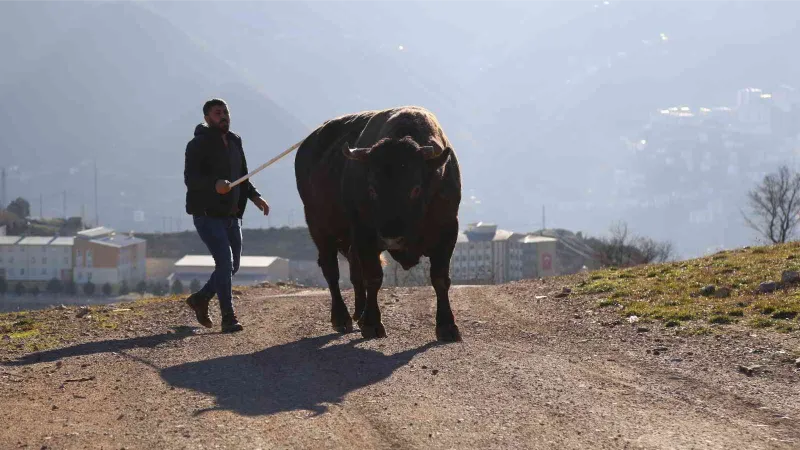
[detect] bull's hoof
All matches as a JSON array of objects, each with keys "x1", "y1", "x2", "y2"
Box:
[
  {"x1": 360, "y1": 323, "x2": 387, "y2": 339},
  {"x1": 333, "y1": 324, "x2": 353, "y2": 334},
  {"x1": 436, "y1": 324, "x2": 462, "y2": 342},
  {"x1": 331, "y1": 316, "x2": 354, "y2": 334}
]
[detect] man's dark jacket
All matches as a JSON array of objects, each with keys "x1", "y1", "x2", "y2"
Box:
[{"x1": 184, "y1": 123, "x2": 261, "y2": 218}]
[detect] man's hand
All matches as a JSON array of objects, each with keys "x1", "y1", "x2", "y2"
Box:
[
  {"x1": 215, "y1": 179, "x2": 231, "y2": 194},
  {"x1": 252, "y1": 196, "x2": 270, "y2": 216}
]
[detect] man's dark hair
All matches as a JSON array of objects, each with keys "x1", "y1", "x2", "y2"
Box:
[{"x1": 203, "y1": 98, "x2": 227, "y2": 116}]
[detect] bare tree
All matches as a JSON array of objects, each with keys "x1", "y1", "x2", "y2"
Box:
[
  {"x1": 606, "y1": 221, "x2": 633, "y2": 266},
  {"x1": 743, "y1": 165, "x2": 800, "y2": 244},
  {"x1": 633, "y1": 236, "x2": 673, "y2": 264},
  {"x1": 589, "y1": 221, "x2": 674, "y2": 267}
]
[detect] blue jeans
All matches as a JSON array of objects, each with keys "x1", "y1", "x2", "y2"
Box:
[{"x1": 193, "y1": 215, "x2": 242, "y2": 316}]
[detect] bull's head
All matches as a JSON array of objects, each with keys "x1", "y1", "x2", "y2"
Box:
[{"x1": 342, "y1": 137, "x2": 451, "y2": 245}]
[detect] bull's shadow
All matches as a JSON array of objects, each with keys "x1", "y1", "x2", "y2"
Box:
[{"x1": 159, "y1": 333, "x2": 437, "y2": 417}]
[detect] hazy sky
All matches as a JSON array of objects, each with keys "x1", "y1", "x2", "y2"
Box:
[{"x1": 2, "y1": 0, "x2": 799, "y2": 259}]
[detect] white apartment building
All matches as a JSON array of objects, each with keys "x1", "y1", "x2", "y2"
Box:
[
  {"x1": 0, "y1": 236, "x2": 74, "y2": 282},
  {"x1": 0, "y1": 227, "x2": 147, "y2": 290},
  {"x1": 449, "y1": 222, "x2": 522, "y2": 284},
  {"x1": 0, "y1": 235, "x2": 21, "y2": 281}
]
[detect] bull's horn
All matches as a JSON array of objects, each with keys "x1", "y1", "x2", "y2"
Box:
[
  {"x1": 342, "y1": 142, "x2": 370, "y2": 161},
  {"x1": 420, "y1": 141, "x2": 445, "y2": 160}
]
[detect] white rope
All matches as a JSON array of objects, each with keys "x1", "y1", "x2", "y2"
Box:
[{"x1": 229, "y1": 138, "x2": 305, "y2": 188}]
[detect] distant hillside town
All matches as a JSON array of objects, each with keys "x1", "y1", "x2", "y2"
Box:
[
  {"x1": 1, "y1": 190, "x2": 673, "y2": 300},
  {"x1": 0, "y1": 220, "x2": 585, "y2": 298}
]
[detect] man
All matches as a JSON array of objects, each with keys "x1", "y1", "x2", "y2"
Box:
[{"x1": 183, "y1": 98, "x2": 270, "y2": 332}]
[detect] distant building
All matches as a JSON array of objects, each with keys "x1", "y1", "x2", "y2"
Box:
[
  {"x1": 448, "y1": 222, "x2": 560, "y2": 285},
  {"x1": 145, "y1": 257, "x2": 180, "y2": 283},
  {"x1": 73, "y1": 227, "x2": 147, "y2": 286},
  {"x1": 735, "y1": 87, "x2": 773, "y2": 134},
  {"x1": 0, "y1": 226, "x2": 147, "y2": 292},
  {"x1": 516, "y1": 234, "x2": 559, "y2": 279},
  {"x1": 0, "y1": 225, "x2": 6, "y2": 236},
  {"x1": 288, "y1": 258, "x2": 352, "y2": 288},
  {"x1": 0, "y1": 235, "x2": 22, "y2": 282},
  {"x1": 169, "y1": 255, "x2": 290, "y2": 286},
  {"x1": 286, "y1": 222, "x2": 561, "y2": 288},
  {"x1": 449, "y1": 222, "x2": 518, "y2": 284},
  {"x1": 382, "y1": 254, "x2": 431, "y2": 287},
  {"x1": 0, "y1": 235, "x2": 73, "y2": 283}
]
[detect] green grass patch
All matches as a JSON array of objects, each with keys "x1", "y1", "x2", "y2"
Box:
[
  {"x1": 772, "y1": 310, "x2": 799, "y2": 320},
  {"x1": 579, "y1": 280, "x2": 619, "y2": 294},
  {"x1": 709, "y1": 315, "x2": 733, "y2": 325},
  {"x1": 727, "y1": 308, "x2": 745, "y2": 317},
  {"x1": 750, "y1": 317, "x2": 775, "y2": 328},
  {"x1": 9, "y1": 329, "x2": 40, "y2": 339},
  {"x1": 582, "y1": 241, "x2": 800, "y2": 333},
  {"x1": 0, "y1": 317, "x2": 37, "y2": 334},
  {"x1": 610, "y1": 290, "x2": 630, "y2": 299},
  {"x1": 597, "y1": 299, "x2": 619, "y2": 307}
]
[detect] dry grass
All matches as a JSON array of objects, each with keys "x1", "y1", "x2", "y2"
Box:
[
  {"x1": 0, "y1": 292, "x2": 192, "y2": 354},
  {"x1": 0, "y1": 282, "x2": 292, "y2": 356},
  {"x1": 578, "y1": 241, "x2": 800, "y2": 331}
]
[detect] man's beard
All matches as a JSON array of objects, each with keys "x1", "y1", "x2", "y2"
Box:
[{"x1": 211, "y1": 120, "x2": 229, "y2": 132}]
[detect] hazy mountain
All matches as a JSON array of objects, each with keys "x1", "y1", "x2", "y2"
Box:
[
  {"x1": 0, "y1": 1, "x2": 92, "y2": 84},
  {"x1": 0, "y1": 1, "x2": 307, "y2": 232}
]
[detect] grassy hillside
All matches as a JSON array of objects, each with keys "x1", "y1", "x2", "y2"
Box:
[{"x1": 577, "y1": 242, "x2": 800, "y2": 333}]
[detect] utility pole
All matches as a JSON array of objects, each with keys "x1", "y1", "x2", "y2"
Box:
[
  {"x1": 542, "y1": 205, "x2": 546, "y2": 234},
  {"x1": 39, "y1": 193, "x2": 43, "y2": 218},
  {"x1": 93, "y1": 160, "x2": 99, "y2": 226},
  {"x1": 1, "y1": 167, "x2": 6, "y2": 209},
  {"x1": 63, "y1": 190, "x2": 67, "y2": 219}
]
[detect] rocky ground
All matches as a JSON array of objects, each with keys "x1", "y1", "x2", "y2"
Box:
[{"x1": 1, "y1": 274, "x2": 799, "y2": 450}]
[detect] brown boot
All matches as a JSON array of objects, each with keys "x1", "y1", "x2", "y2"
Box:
[
  {"x1": 220, "y1": 313, "x2": 243, "y2": 333},
  {"x1": 185, "y1": 291, "x2": 213, "y2": 328}
]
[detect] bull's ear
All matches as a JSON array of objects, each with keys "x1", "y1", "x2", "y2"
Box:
[{"x1": 342, "y1": 142, "x2": 370, "y2": 161}]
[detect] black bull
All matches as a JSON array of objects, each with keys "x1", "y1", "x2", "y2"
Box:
[{"x1": 294, "y1": 106, "x2": 462, "y2": 341}]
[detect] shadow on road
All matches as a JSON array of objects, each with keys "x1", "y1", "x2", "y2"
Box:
[
  {"x1": 160, "y1": 333, "x2": 438, "y2": 417},
  {"x1": 2, "y1": 325, "x2": 202, "y2": 366}
]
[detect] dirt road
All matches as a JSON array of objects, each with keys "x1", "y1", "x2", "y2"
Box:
[{"x1": 1, "y1": 280, "x2": 799, "y2": 449}]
